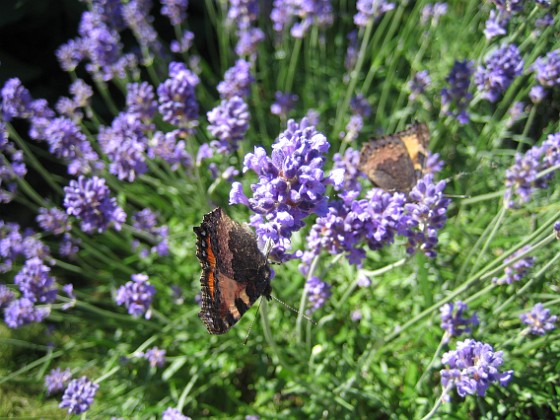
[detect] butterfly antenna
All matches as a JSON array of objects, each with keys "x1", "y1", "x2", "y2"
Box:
[
  {"x1": 270, "y1": 294, "x2": 316, "y2": 325},
  {"x1": 243, "y1": 297, "x2": 264, "y2": 345}
]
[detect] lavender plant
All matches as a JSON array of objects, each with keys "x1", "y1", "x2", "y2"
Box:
[{"x1": 0, "y1": 0, "x2": 559, "y2": 418}]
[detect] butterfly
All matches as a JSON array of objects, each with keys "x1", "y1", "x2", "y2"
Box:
[
  {"x1": 194, "y1": 208, "x2": 272, "y2": 334},
  {"x1": 358, "y1": 122, "x2": 430, "y2": 192}
]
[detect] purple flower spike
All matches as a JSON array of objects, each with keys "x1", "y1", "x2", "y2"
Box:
[
  {"x1": 161, "y1": 0, "x2": 189, "y2": 26},
  {"x1": 63, "y1": 175, "x2": 126, "y2": 234},
  {"x1": 532, "y1": 49, "x2": 560, "y2": 88},
  {"x1": 440, "y1": 301, "x2": 478, "y2": 343},
  {"x1": 158, "y1": 62, "x2": 200, "y2": 129},
  {"x1": 440, "y1": 339, "x2": 513, "y2": 400},
  {"x1": 127, "y1": 82, "x2": 157, "y2": 120},
  {"x1": 0, "y1": 284, "x2": 15, "y2": 309},
  {"x1": 441, "y1": 60, "x2": 474, "y2": 124},
  {"x1": 271, "y1": 0, "x2": 333, "y2": 38},
  {"x1": 162, "y1": 407, "x2": 192, "y2": 420},
  {"x1": 217, "y1": 59, "x2": 254, "y2": 99},
  {"x1": 14, "y1": 257, "x2": 57, "y2": 303},
  {"x1": 1, "y1": 78, "x2": 33, "y2": 121},
  {"x1": 492, "y1": 245, "x2": 535, "y2": 285},
  {"x1": 4, "y1": 297, "x2": 50, "y2": 328},
  {"x1": 408, "y1": 70, "x2": 431, "y2": 101},
  {"x1": 59, "y1": 376, "x2": 99, "y2": 415},
  {"x1": 207, "y1": 96, "x2": 250, "y2": 154},
  {"x1": 143, "y1": 346, "x2": 167, "y2": 367},
  {"x1": 45, "y1": 368, "x2": 72, "y2": 395},
  {"x1": 354, "y1": 0, "x2": 395, "y2": 27},
  {"x1": 115, "y1": 273, "x2": 156, "y2": 319},
  {"x1": 305, "y1": 276, "x2": 332, "y2": 313},
  {"x1": 271, "y1": 91, "x2": 298, "y2": 118},
  {"x1": 520, "y1": 303, "x2": 557, "y2": 336}
]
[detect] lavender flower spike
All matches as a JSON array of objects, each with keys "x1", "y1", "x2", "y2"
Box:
[
  {"x1": 115, "y1": 273, "x2": 156, "y2": 319},
  {"x1": 520, "y1": 303, "x2": 557, "y2": 336},
  {"x1": 440, "y1": 301, "x2": 478, "y2": 343},
  {"x1": 59, "y1": 376, "x2": 99, "y2": 415}
]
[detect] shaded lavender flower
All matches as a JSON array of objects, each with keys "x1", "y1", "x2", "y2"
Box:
[
  {"x1": 475, "y1": 44, "x2": 524, "y2": 103},
  {"x1": 44, "y1": 117, "x2": 101, "y2": 176},
  {"x1": 60, "y1": 233, "x2": 80, "y2": 258},
  {"x1": 28, "y1": 99, "x2": 56, "y2": 141},
  {"x1": 535, "y1": 13, "x2": 554, "y2": 29},
  {"x1": 227, "y1": 0, "x2": 259, "y2": 31},
  {"x1": 351, "y1": 309, "x2": 362, "y2": 321},
  {"x1": 271, "y1": 0, "x2": 333, "y2": 38},
  {"x1": 217, "y1": 59, "x2": 254, "y2": 99},
  {"x1": 4, "y1": 297, "x2": 50, "y2": 328},
  {"x1": 0, "y1": 222, "x2": 50, "y2": 272},
  {"x1": 555, "y1": 221, "x2": 560, "y2": 240},
  {"x1": 132, "y1": 209, "x2": 170, "y2": 257},
  {"x1": 45, "y1": 368, "x2": 72, "y2": 395},
  {"x1": 344, "y1": 31, "x2": 359, "y2": 74},
  {"x1": 56, "y1": 38, "x2": 85, "y2": 72},
  {"x1": 356, "y1": 272, "x2": 371, "y2": 287},
  {"x1": 408, "y1": 70, "x2": 431, "y2": 101},
  {"x1": 70, "y1": 79, "x2": 93, "y2": 109},
  {"x1": 271, "y1": 91, "x2": 298, "y2": 118},
  {"x1": 520, "y1": 303, "x2": 557, "y2": 335},
  {"x1": 305, "y1": 276, "x2": 331, "y2": 313},
  {"x1": 207, "y1": 96, "x2": 250, "y2": 154},
  {"x1": 148, "y1": 130, "x2": 192, "y2": 170},
  {"x1": 171, "y1": 30, "x2": 195, "y2": 54},
  {"x1": 491, "y1": 0, "x2": 523, "y2": 13},
  {"x1": 122, "y1": 1, "x2": 163, "y2": 54},
  {"x1": 0, "y1": 284, "x2": 15, "y2": 309},
  {"x1": 142, "y1": 346, "x2": 166, "y2": 367},
  {"x1": 230, "y1": 118, "x2": 330, "y2": 261},
  {"x1": 441, "y1": 60, "x2": 474, "y2": 124},
  {"x1": 0, "y1": 124, "x2": 27, "y2": 203},
  {"x1": 235, "y1": 28, "x2": 265, "y2": 58},
  {"x1": 404, "y1": 175, "x2": 450, "y2": 258},
  {"x1": 59, "y1": 376, "x2": 99, "y2": 415},
  {"x1": 62, "y1": 284, "x2": 76, "y2": 310},
  {"x1": 484, "y1": 10, "x2": 508, "y2": 40},
  {"x1": 1, "y1": 78, "x2": 33, "y2": 121},
  {"x1": 161, "y1": 0, "x2": 188, "y2": 26},
  {"x1": 535, "y1": 0, "x2": 551, "y2": 6},
  {"x1": 424, "y1": 153, "x2": 444, "y2": 175},
  {"x1": 127, "y1": 82, "x2": 157, "y2": 120},
  {"x1": 158, "y1": 62, "x2": 200, "y2": 129},
  {"x1": 492, "y1": 245, "x2": 535, "y2": 285},
  {"x1": 531, "y1": 49, "x2": 560, "y2": 87},
  {"x1": 529, "y1": 85, "x2": 547, "y2": 104},
  {"x1": 99, "y1": 113, "x2": 149, "y2": 182},
  {"x1": 440, "y1": 301, "x2": 478, "y2": 343},
  {"x1": 349, "y1": 94, "x2": 372, "y2": 118},
  {"x1": 420, "y1": 2, "x2": 448, "y2": 26},
  {"x1": 14, "y1": 257, "x2": 57, "y2": 304},
  {"x1": 354, "y1": 0, "x2": 395, "y2": 27},
  {"x1": 63, "y1": 175, "x2": 126, "y2": 234},
  {"x1": 92, "y1": 0, "x2": 126, "y2": 30},
  {"x1": 171, "y1": 285, "x2": 184, "y2": 305},
  {"x1": 342, "y1": 115, "x2": 364, "y2": 143},
  {"x1": 196, "y1": 143, "x2": 214, "y2": 164},
  {"x1": 162, "y1": 407, "x2": 191, "y2": 420},
  {"x1": 506, "y1": 101, "x2": 525, "y2": 127},
  {"x1": 440, "y1": 339, "x2": 513, "y2": 400},
  {"x1": 115, "y1": 273, "x2": 155, "y2": 319}
]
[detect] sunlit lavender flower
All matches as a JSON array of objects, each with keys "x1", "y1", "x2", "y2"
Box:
[
  {"x1": 408, "y1": 70, "x2": 431, "y2": 101},
  {"x1": 342, "y1": 115, "x2": 364, "y2": 143},
  {"x1": 440, "y1": 339, "x2": 513, "y2": 400},
  {"x1": 207, "y1": 96, "x2": 250, "y2": 154},
  {"x1": 217, "y1": 59, "x2": 254, "y2": 99},
  {"x1": 14, "y1": 257, "x2": 57, "y2": 303},
  {"x1": 484, "y1": 10, "x2": 508, "y2": 40},
  {"x1": 404, "y1": 175, "x2": 450, "y2": 258},
  {"x1": 424, "y1": 152, "x2": 444, "y2": 175},
  {"x1": 44, "y1": 117, "x2": 101, "y2": 175},
  {"x1": 1, "y1": 78, "x2": 33, "y2": 121},
  {"x1": 492, "y1": 245, "x2": 535, "y2": 285},
  {"x1": 4, "y1": 297, "x2": 50, "y2": 328},
  {"x1": 329, "y1": 147, "x2": 363, "y2": 194},
  {"x1": 56, "y1": 38, "x2": 85, "y2": 72},
  {"x1": 70, "y1": 79, "x2": 93, "y2": 108},
  {"x1": 115, "y1": 273, "x2": 156, "y2": 319},
  {"x1": 0, "y1": 222, "x2": 50, "y2": 272},
  {"x1": 28, "y1": 99, "x2": 56, "y2": 141},
  {"x1": 63, "y1": 175, "x2": 126, "y2": 234},
  {"x1": 230, "y1": 118, "x2": 330, "y2": 261},
  {"x1": 148, "y1": 130, "x2": 192, "y2": 170},
  {"x1": 122, "y1": 1, "x2": 162, "y2": 54},
  {"x1": 520, "y1": 303, "x2": 557, "y2": 335},
  {"x1": 271, "y1": 91, "x2": 298, "y2": 118},
  {"x1": 143, "y1": 346, "x2": 166, "y2": 367},
  {"x1": 59, "y1": 376, "x2": 99, "y2": 415},
  {"x1": 531, "y1": 49, "x2": 560, "y2": 87},
  {"x1": 529, "y1": 85, "x2": 547, "y2": 104},
  {"x1": 271, "y1": 0, "x2": 334, "y2": 38},
  {"x1": 354, "y1": 0, "x2": 395, "y2": 27},
  {"x1": 161, "y1": 0, "x2": 188, "y2": 26},
  {"x1": 158, "y1": 62, "x2": 200, "y2": 129},
  {"x1": 162, "y1": 407, "x2": 191, "y2": 420},
  {"x1": 227, "y1": 0, "x2": 259, "y2": 31},
  {"x1": 235, "y1": 28, "x2": 265, "y2": 58},
  {"x1": 45, "y1": 368, "x2": 72, "y2": 395},
  {"x1": 305, "y1": 276, "x2": 331, "y2": 313},
  {"x1": 171, "y1": 30, "x2": 195, "y2": 54},
  {"x1": 127, "y1": 82, "x2": 157, "y2": 120},
  {"x1": 420, "y1": 2, "x2": 448, "y2": 26},
  {"x1": 440, "y1": 301, "x2": 478, "y2": 343},
  {"x1": 441, "y1": 60, "x2": 474, "y2": 124},
  {"x1": 0, "y1": 284, "x2": 15, "y2": 309},
  {"x1": 475, "y1": 44, "x2": 524, "y2": 103}
]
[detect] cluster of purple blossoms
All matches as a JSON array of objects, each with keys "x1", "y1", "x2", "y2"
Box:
[
  {"x1": 45, "y1": 368, "x2": 73, "y2": 395},
  {"x1": 520, "y1": 303, "x2": 557, "y2": 336},
  {"x1": 440, "y1": 301, "x2": 478, "y2": 343},
  {"x1": 141, "y1": 346, "x2": 167, "y2": 368},
  {"x1": 59, "y1": 376, "x2": 99, "y2": 415},
  {"x1": 504, "y1": 132, "x2": 560, "y2": 208},
  {"x1": 217, "y1": 59, "x2": 254, "y2": 99},
  {"x1": 440, "y1": 339, "x2": 513, "y2": 400},
  {"x1": 14, "y1": 257, "x2": 57, "y2": 304},
  {"x1": 0, "y1": 123, "x2": 27, "y2": 203},
  {"x1": 207, "y1": 96, "x2": 250, "y2": 154},
  {"x1": 0, "y1": 221, "x2": 50, "y2": 273},
  {"x1": 235, "y1": 28, "x2": 265, "y2": 59},
  {"x1": 55, "y1": 79, "x2": 93, "y2": 122},
  {"x1": 158, "y1": 62, "x2": 200, "y2": 130},
  {"x1": 0, "y1": 284, "x2": 15, "y2": 309},
  {"x1": 305, "y1": 276, "x2": 332, "y2": 313},
  {"x1": 349, "y1": 94, "x2": 372, "y2": 118},
  {"x1": 148, "y1": 130, "x2": 193, "y2": 170},
  {"x1": 161, "y1": 0, "x2": 189, "y2": 26},
  {"x1": 115, "y1": 273, "x2": 156, "y2": 319},
  {"x1": 63, "y1": 176, "x2": 126, "y2": 234},
  {"x1": 227, "y1": 0, "x2": 259, "y2": 31},
  {"x1": 230, "y1": 117, "x2": 330, "y2": 261},
  {"x1": 408, "y1": 70, "x2": 432, "y2": 101},
  {"x1": 441, "y1": 60, "x2": 474, "y2": 124},
  {"x1": 271, "y1": 91, "x2": 299, "y2": 119},
  {"x1": 122, "y1": 1, "x2": 163, "y2": 56},
  {"x1": 1, "y1": 78, "x2": 33, "y2": 120},
  {"x1": 127, "y1": 82, "x2": 157, "y2": 121},
  {"x1": 271, "y1": 0, "x2": 334, "y2": 38},
  {"x1": 475, "y1": 44, "x2": 524, "y2": 103},
  {"x1": 354, "y1": 0, "x2": 395, "y2": 27},
  {"x1": 492, "y1": 245, "x2": 535, "y2": 285},
  {"x1": 4, "y1": 297, "x2": 50, "y2": 329},
  {"x1": 162, "y1": 407, "x2": 192, "y2": 420},
  {"x1": 171, "y1": 30, "x2": 195, "y2": 54},
  {"x1": 420, "y1": 2, "x2": 448, "y2": 26},
  {"x1": 530, "y1": 49, "x2": 560, "y2": 102},
  {"x1": 132, "y1": 209, "x2": 169, "y2": 258}
]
